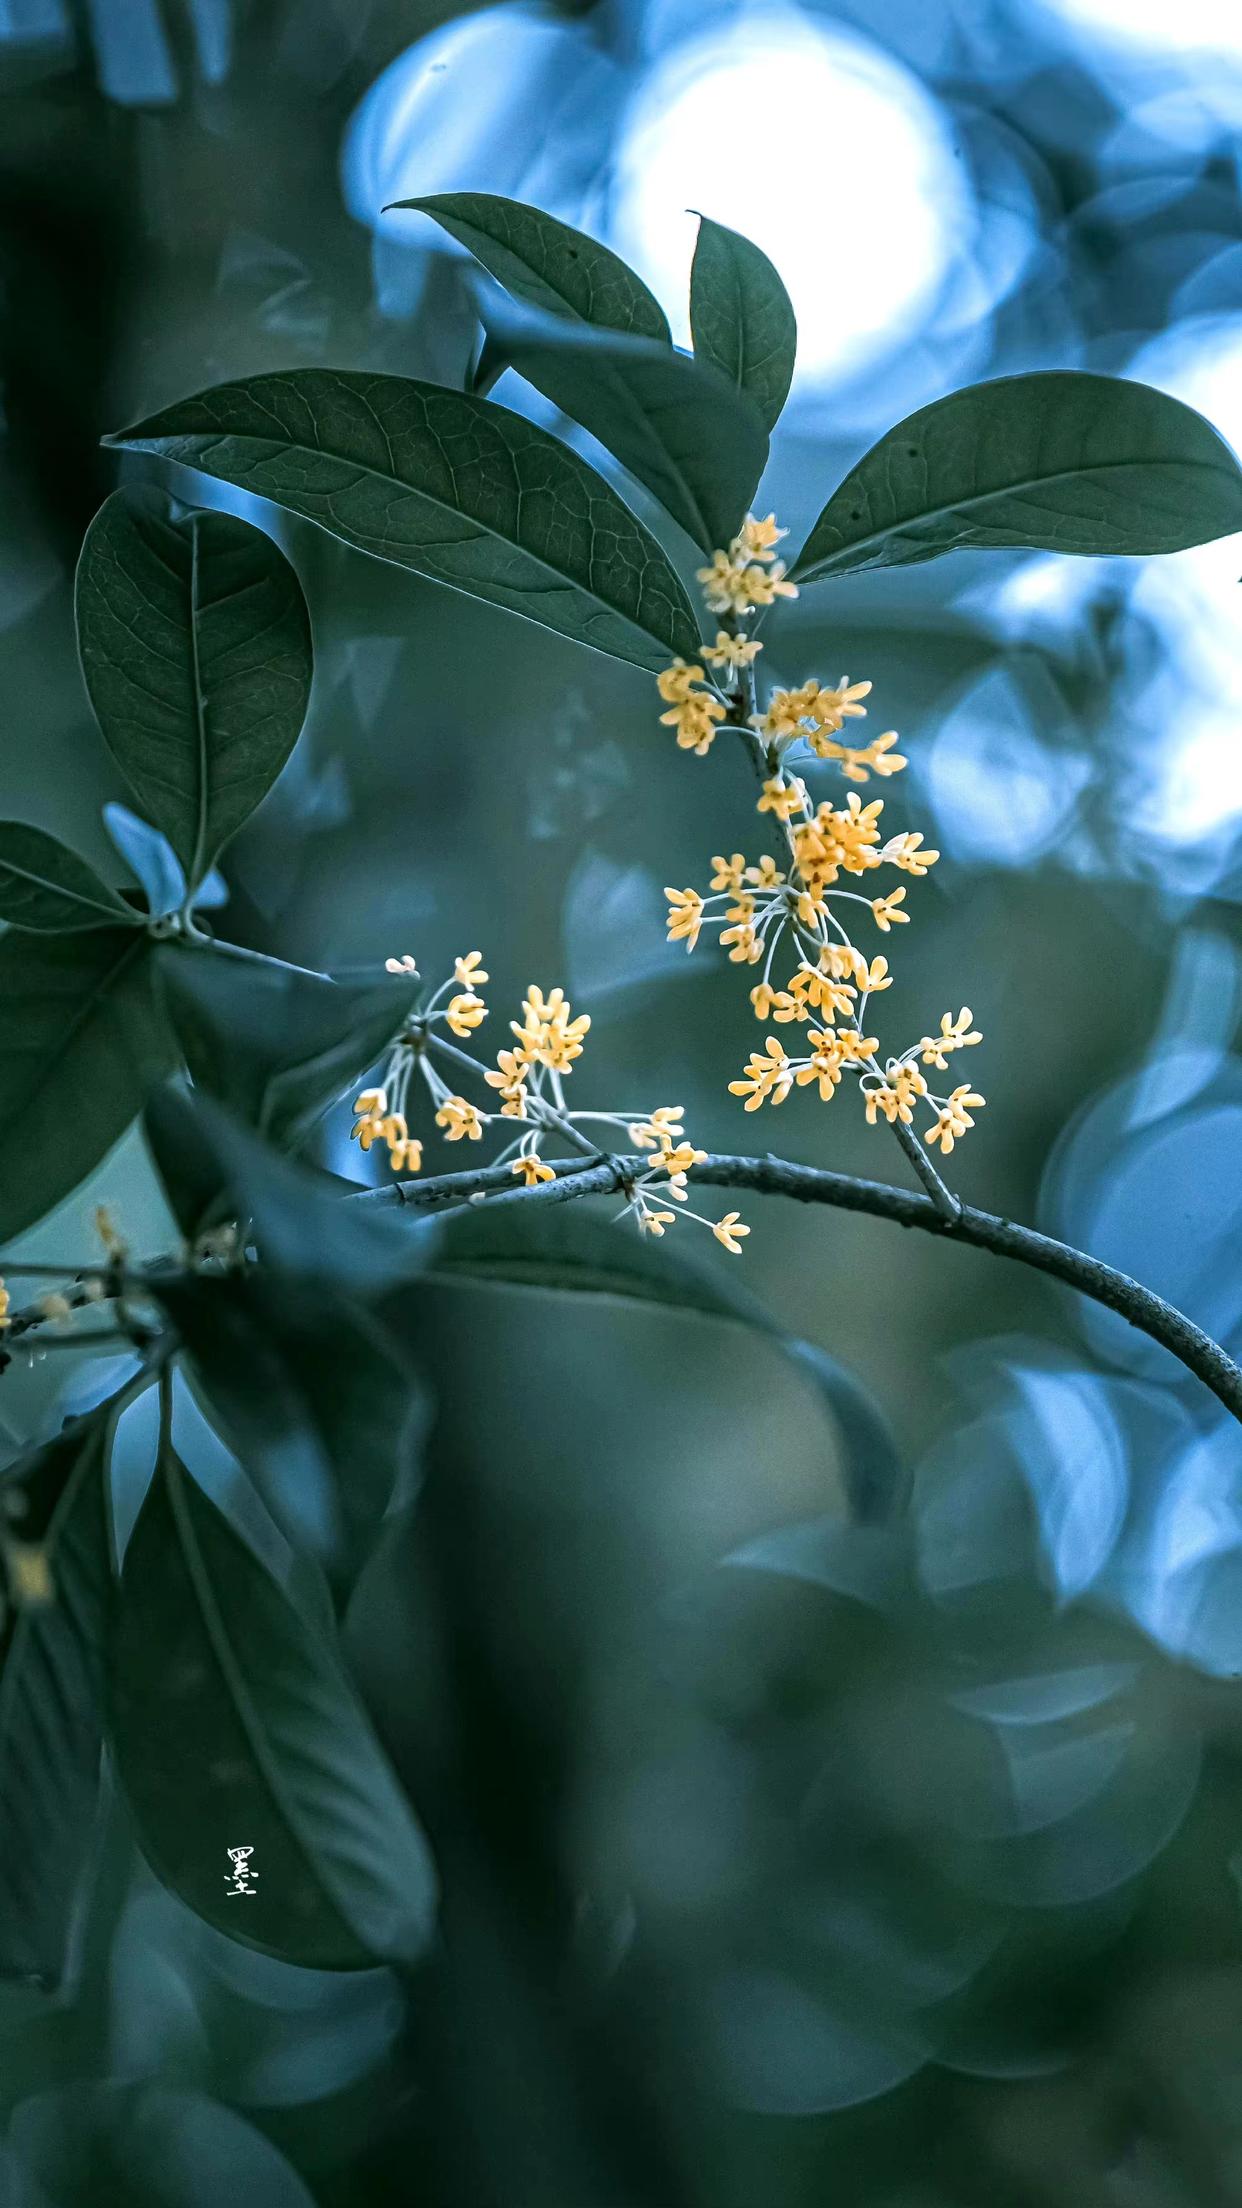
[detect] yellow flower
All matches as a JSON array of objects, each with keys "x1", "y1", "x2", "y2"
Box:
[
  {"x1": 855, "y1": 955, "x2": 892, "y2": 995},
  {"x1": 794, "y1": 1029, "x2": 848, "y2": 1101},
  {"x1": 658, "y1": 1141, "x2": 707, "y2": 1176},
  {"x1": 712, "y1": 1211, "x2": 750, "y2": 1254},
  {"x1": 884, "y1": 830, "x2": 939, "y2": 876},
  {"x1": 657, "y1": 659, "x2": 726, "y2": 755},
  {"x1": 454, "y1": 951, "x2": 489, "y2": 988},
  {"x1": 436, "y1": 1096, "x2": 484, "y2": 1142},
  {"x1": 745, "y1": 854, "x2": 786, "y2": 890},
  {"x1": 639, "y1": 1207, "x2": 676, "y2": 1237},
  {"x1": 864, "y1": 1065, "x2": 927, "y2": 1126},
  {"x1": 93, "y1": 1204, "x2": 126, "y2": 1259},
  {"x1": 702, "y1": 629, "x2": 763, "y2": 669},
  {"x1": 925, "y1": 1085, "x2": 985, "y2": 1153},
  {"x1": 757, "y1": 775, "x2": 805, "y2": 823},
  {"x1": 629, "y1": 1105, "x2": 685, "y2": 1148},
  {"x1": 512, "y1": 985, "x2": 591, "y2": 1071},
  {"x1": 812, "y1": 729, "x2": 907, "y2": 782},
  {"x1": 0, "y1": 1280, "x2": 9, "y2": 1332},
  {"x1": 711, "y1": 852, "x2": 747, "y2": 893},
  {"x1": 389, "y1": 1136, "x2": 423, "y2": 1173},
  {"x1": 741, "y1": 560, "x2": 798, "y2": 607},
  {"x1": 351, "y1": 1087, "x2": 390, "y2": 1152},
  {"x1": 6, "y1": 1543, "x2": 53, "y2": 1607},
  {"x1": 749, "y1": 981, "x2": 778, "y2": 1020},
  {"x1": 720, "y1": 919, "x2": 762, "y2": 964},
  {"x1": 384, "y1": 951, "x2": 419, "y2": 976},
  {"x1": 511, "y1": 1154, "x2": 556, "y2": 1187},
  {"x1": 728, "y1": 1036, "x2": 792, "y2": 1110},
  {"x1": 665, "y1": 886, "x2": 704, "y2": 951},
  {"x1": 919, "y1": 1009, "x2": 983, "y2": 1071},
  {"x1": 805, "y1": 676, "x2": 872, "y2": 735},
  {"x1": 752, "y1": 685, "x2": 818, "y2": 741},
  {"x1": 446, "y1": 991, "x2": 487, "y2": 1037},
  {"x1": 696, "y1": 550, "x2": 757, "y2": 614},
  {"x1": 484, "y1": 1048, "x2": 531, "y2": 1116},
  {"x1": 871, "y1": 888, "x2": 909, "y2": 931},
  {"x1": 733, "y1": 513, "x2": 786, "y2": 562},
  {"x1": 656, "y1": 659, "x2": 708, "y2": 705}
]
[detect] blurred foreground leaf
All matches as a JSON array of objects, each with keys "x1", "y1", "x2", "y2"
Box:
[
  {"x1": 77, "y1": 488, "x2": 312, "y2": 887},
  {"x1": 106, "y1": 372, "x2": 702, "y2": 674},
  {"x1": 0, "y1": 930, "x2": 174, "y2": 1241},
  {"x1": 413, "y1": 1203, "x2": 901, "y2": 1519},
  {"x1": 109, "y1": 1438, "x2": 438, "y2": 1968},
  {"x1": 156, "y1": 948, "x2": 415, "y2": 1153},
  {"x1": 157, "y1": 1269, "x2": 422, "y2": 1594},
  {"x1": 0, "y1": 1403, "x2": 119, "y2": 1988},
  {"x1": 9, "y1": 2082, "x2": 315, "y2": 2206},
  {"x1": 793, "y1": 372, "x2": 1242, "y2": 580}
]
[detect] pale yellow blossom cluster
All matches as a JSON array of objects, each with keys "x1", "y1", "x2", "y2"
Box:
[
  {"x1": 347, "y1": 957, "x2": 748, "y2": 1251},
  {"x1": 657, "y1": 513, "x2": 985, "y2": 1164}
]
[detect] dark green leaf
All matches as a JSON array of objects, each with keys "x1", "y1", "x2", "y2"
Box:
[
  {"x1": 104, "y1": 371, "x2": 702, "y2": 674},
  {"x1": 0, "y1": 1404, "x2": 118, "y2": 1987},
  {"x1": 392, "y1": 191, "x2": 670, "y2": 342},
  {"x1": 409, "y1": 1204, "x2": 900, "y2": 1521},
  {"x1": 0, "y1": 930, "x2": 175, "y2": 1243},
  {"x1": 0, "y1": 822, "x2": 139, "y2": 934},
  {"x1": 76, "y1": 486, "x2": 313, "y2": 886},
  {"x1": 689, "y1": 215, "x2": 797, "y2": 435},
  {"x1": 10, "y1": 2083, "x2": 316, "y2": 2206},
  {"x1": 108, "y1": 1439, "x2": 438, "y2": 1968},
  {"x1": 791, "y1": 371, "x2": 1242, "y2": 582},
  {"x1": 476, "y1": 287, "x2": 768, "y2": 552},
  {"x1": 141, "y1": 1086, "x2": 425, "y2": 1296},
  {"x1": 142, "y1": 1077, "x2": 232, "y2": 1246},
  {"x1": 156, "y1": 946, "x2": 415, "y2": 1153},
  {"x1": 155, "y1": 1270, "x2": 423, "y2": 1595}
]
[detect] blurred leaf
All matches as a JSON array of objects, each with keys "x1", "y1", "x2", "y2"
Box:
[
  {"x1": 412, "y1": 1203, "x2": 901, "y2": 1519},
  {"x1": 476, "y1": 286, "x2": 768, "y2": 552},
  {"x1": 155, "y1": 946, "x2": 415, "y2": 1153},
  {"x1": 394, "y1": 191, "x2": 671, "y2": 342},
  {"x1": 105, "y1": 372, "x2": 702, "y2": 674},
  {"x1": 0, "y1": 930, "x2": 175, "y2": 1243},
  {"x1": 142, "y1": 1078, "x2": 233, "y2": 1247},
  {"x1": 0, "y1": 1403, "x2": 119, "y2": 1988},
  {"x1": 109, "y1": 1436, "x2": 438, "y2": 1968},
  {"x1": 689, "y1": 215, "x2": 797, "y2": 435},
  {"x1": 102, "y1": 804, "x2": 186, "y2": 921},
  {"x1": 9, "y1": 2082, "x2": 316, "y2": 2206},
  {"x1": 141, "y1": 1086, "x2": 425, "y2": 1295},
  {"x1": 0, "y1": 822, "x2": 138, "y2": 933},
  {"x1": 76, "y1": 487, "x2": 313, "y2": 887},
  {"x1": 792, "y1": 372, "x2": 1242, "y2": 581},
  {"x1": 155, "y1": 1269, "x2": 423, "y2": 1594}
]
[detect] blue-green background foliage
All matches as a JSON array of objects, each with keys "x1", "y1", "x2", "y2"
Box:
[{"x1": 4, "y1": 2, "x2": 1242, "y2": 2202}]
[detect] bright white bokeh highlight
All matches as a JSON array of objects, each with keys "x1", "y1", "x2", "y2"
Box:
[
  {"x1": 1038, "y1": 0, "x2": 1242, "y2": 54},
  {"x1": 609, "y1": 10, "x2": 970, "y2": 386},
  {"x1": 1120, "y1": 318, "x2": 1242, "y2": 851}
]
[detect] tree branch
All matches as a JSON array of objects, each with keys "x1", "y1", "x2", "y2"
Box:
[{"x1": 361, "y1": 1151, "x2": 1242, "y2": 1423}]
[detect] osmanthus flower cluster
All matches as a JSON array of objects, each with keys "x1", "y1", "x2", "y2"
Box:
[
  {"x1": 347, "y1": 955, "x2": 749, "y2": 1251},
  {"x1": 661, "y1": 516, "x2": 984, "y2": 1162}
]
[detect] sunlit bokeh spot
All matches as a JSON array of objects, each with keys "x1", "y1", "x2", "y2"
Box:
[
  {"x1": 609, "y1": 12, "x2": 969, "y2": 386},
  {"x1": 1038, "y1": 0, "x2": 1242, "y2": 54}
]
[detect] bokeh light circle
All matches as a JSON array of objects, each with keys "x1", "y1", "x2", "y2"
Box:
[{"x1": 609, "y1": 13, "x2": 970, "y2": 387}]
